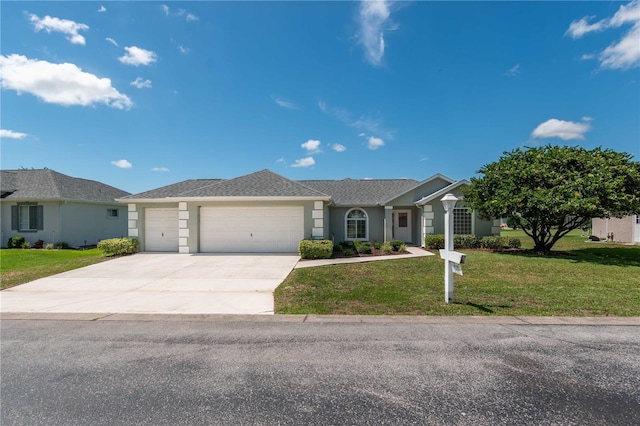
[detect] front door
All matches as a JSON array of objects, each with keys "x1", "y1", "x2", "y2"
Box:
[{"x1": 393, "y1": 210, "x2": 412, "y2": 242}]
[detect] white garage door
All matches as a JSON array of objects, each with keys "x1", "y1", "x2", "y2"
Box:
[
  {"x1": 145, "y1": 208, "x2": 179, "y2": 252},
  {"x1": 200, "y1": 206, "x2": 303, "y2": 253}
]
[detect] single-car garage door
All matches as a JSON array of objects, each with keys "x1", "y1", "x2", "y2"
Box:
[
  {"x1": 145, "y1": 208, "x2": 179, "y2": 252},
  {"x1": 200, "y1": 206, "x2": 303, "y2": 253}
]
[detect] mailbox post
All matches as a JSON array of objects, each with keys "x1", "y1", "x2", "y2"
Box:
[{"x1": 439, "y1": 193, "x2": 466, "y2": 303}]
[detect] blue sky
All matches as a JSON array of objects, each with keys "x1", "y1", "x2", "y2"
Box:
[{"x1": 1, "y1": 1, "x2": 639, "y2": 194}]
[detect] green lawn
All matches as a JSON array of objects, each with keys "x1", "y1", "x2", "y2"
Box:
[
  {"x1": 0, "y1": 248, "x2": 108, "y2": 289},
  {"x1": 275, "y1": 230, "x2": 640, "y2": 316}
]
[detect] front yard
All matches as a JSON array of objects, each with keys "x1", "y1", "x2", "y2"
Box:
[
  {"x1": 275, "y1": 231, "x2": 640, "y2": 316},
  {"x1": 0, "y1": 248, "x2": 107, "y2": 290}
]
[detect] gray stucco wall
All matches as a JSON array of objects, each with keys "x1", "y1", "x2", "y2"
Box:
[
  {"x1": 1, "y1": 201, "x2": 127, "y2": 248},
  {"x1": 592, "y1": 216, "x2": 635, "y2": 243},
  {"x1": 328, "y1": 206, "x2": 385, "y2": 243}
]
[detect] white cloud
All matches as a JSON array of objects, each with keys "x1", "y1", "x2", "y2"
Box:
[
  {"x1": 581, "y1": 116, "x2": 594, "y2": 122},
  {"x1": 565, "y1": 16, "x2": 605, "y2": 39},
  {"x1": 178, "y1": 45, "x2": 190, "y2": 55},
  {"x1": 301, "y1": 139, "x2": 321, "y2": 153},
  {"x1": 504, "y1": 64, "x2": 520, "y2": 77},
  {"x1": 151, "y1": 167, "x2": 169, "y2": 172},
  {"x1": 367, "y1": 136, "x2": 385, "y2": 150},
  {"x1": 130, "y1": 77, "x2": 152, "y2": 89},
  {"x1": 0, "y1": 54, "x2": 132, "y2": 109},
  {"x1": 111, "y1": 159, "x2": 132, "y2": 169},
  {"x1": 581, "y1": 53, "x2": 596, "y2": 60},
  {"x1": 531, "y1": 118, "x2": 591, "y2": 141},
  {"x1": 119, "y1": 46, "x2": 157, "y2": 66},
  {"x1": 98, "y1": 5, "x2": 106, "y2": 13},
  {"x1": 0, "y1": 129, "x2": 28, "y2": 139},
  {"x1": 332, "y1": 143, "x2": 346, "y2": 152},
  {"x1": 357, "y1": 0, "x2": 397, "y2": 66},
  {"x1": 319, "y1": 99, "x2": 392, "y2": 139},
  {"x1": 276, "y1": 158, "x2": 286, "y2": 164},
  {"x1": 28, "y1": 13, "x2": 89, "y2": 45},
  {"x1": 106, "y1": 37, "x2": 118, "y2": 47},
  {"x1": 600, "y1": 24, "x2": 640, "y2": 70},
  {"x1": 566, "y1": 0, "x2": 640, "y2": 69},
  {"x1": 273, "y1": 96, "x2": 297, "y2": 110},
  {"x1": 162, "y1": 4, "x2": 198, "y2": 21},
  {"x1": 291, "y1": 157, "x2": 315, "y2": 168}
]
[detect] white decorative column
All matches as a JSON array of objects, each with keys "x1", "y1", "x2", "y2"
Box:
[
  {"x1": 384, "y1": 206, "x2": 393, "y2": 242},
  {"x1": 178, "y1": 202, "x2": 190, "y2": 254},
  {"x1": 127, "y1": 204, "x2": 139, "y2": 238},
  {"x1": 312, "y1": 201, "x2": 324, "y2": 239}
]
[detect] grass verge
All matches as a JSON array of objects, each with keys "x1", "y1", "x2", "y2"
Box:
[
  {"x1": 0, "y1": 249, "x2": 108, "y2": 290},
  {"x1": 275, "y1": 230, "x2": 640, "y2": 316}
]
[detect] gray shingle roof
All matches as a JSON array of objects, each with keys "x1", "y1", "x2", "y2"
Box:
[
  {"x1": 0, "y1": 169, "x2": 130, "y2": 202},
  {"x1": 299, "y1": 178, "x2": 419, "y2": 206},
  {"x1": 119, "y1": 179, "x2": 224, "y2": 199},
  {"x1": 182, "y1": 170, "x2": 329, "y2": 197}
]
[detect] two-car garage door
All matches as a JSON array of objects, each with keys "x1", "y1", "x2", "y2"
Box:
[
  {"x1": 144, "y1": 206, "x2": 304, "y2": 253},
  {"x1": 200, "y1": 207, "x2": 303, "y2": 253}
]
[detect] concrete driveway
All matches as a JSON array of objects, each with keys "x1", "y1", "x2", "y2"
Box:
[{"x1": 0, "y1": 253, "x2": 300, "y2": 315}]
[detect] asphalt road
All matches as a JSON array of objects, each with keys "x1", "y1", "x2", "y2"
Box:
[{"x1": 2, "y1": 319, "x2": 639, "y2": 425}]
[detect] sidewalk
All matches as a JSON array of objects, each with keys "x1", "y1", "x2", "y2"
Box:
[
  {"x1": 2, "y1": 312, "x2": 639, "y2": 325},
  {"x1": 295, "y1": 246, "x2": 433, "y2": 269}
]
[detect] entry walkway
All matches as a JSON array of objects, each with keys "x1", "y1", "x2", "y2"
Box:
[{"x1": 294, "y1": 246, "x2": 434, "y2": 269}]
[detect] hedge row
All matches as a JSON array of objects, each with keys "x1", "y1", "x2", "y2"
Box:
[
  {"x1": 424, "y1": 234, "x2": 521, "y2": 250},
  {"x1": 97, "y1": 237, "x2": 140, "y2": 257},
  {"x1": 299, "y1": 239, "x2": 333, "y2": 259}
]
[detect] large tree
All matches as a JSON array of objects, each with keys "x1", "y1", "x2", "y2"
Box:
[{"x1": 463, "y1": 145, "x2": 640, "y2": 252}]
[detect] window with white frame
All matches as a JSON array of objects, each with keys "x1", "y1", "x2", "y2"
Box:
[
  {"x1": 13, "y1": 204, "x2": 43, "y2": 232},
  {"x1": 107, "y1": 208, "x2": 119, "y2": 218},
  {"x1": 346, "y1": 208, "x2": 368, "y2": 240},
  {"x1": 453, "y1": 206, "x2": 472, "y2": 234}
]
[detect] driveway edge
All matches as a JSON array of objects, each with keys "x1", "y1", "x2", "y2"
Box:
[{"x1": 2, "y1": 312, "x2": 639, "y2": 325}]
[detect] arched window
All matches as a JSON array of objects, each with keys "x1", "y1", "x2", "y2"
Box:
[{"x1": 346, "y1": 208, "x2": 368, "y2": 240}]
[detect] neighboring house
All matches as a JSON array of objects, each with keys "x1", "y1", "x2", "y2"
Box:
[
  {"x1": 1, "y1": 169, "x2": 130, "y2": 248},
  {"x1": 592, "y1": 216, "x2": 640, "y2": 243},
  {"x1": 119, "y1": 169, "x2": 498, "y2": 253}
]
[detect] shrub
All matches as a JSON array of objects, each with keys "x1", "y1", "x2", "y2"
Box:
[
  {"x1": 390, "y1": 240, "x2": 405, "y2": 251},
  {"x1": 54, "y1": 241, "x2": 70, "y2": 249},
  {"x1": 505, "y1": 237, "x2": 522, "y2": 249},
  {"x1": 33, "y1": 239, "x2": 45, "y2": 249},
  {"x1": 343, "y1": 249, "x2": 355, "y2": 256},
  {"x1": 44, "y1": 243, "x2": 54, "y2": 250},
  {"x1": 454, "y1": 234, "x2": 479, "y2": 249},
  {"x1": 424, "y1": 235, "x2": 445, "y2": 250},
  {"x1": 7, "y1": 236, "x2": 25, "y2": 249},
  {"x1": 98, "y1": 237, "x2": 140, "y2": 257},
  {"x1": 397, "y1": 242, "x2": 407, "y2": 253},
  {"x1": 373, "y1": 242, "x2": 382, "y2": 250},
  {"x1": 298, "y1": 239, "x2": 333, "y2": 260},
  {"x1": 21, "y1": 241, "x2": 31, "y2": 249},
  {"x1": 479, "y1": 236, "x2": 503, "y2": 250},
  {"x1": 382, "y1": 242, "x2": 393, "y2": 255},
  {"x1": 333, "y1": 244, "x2": 343, "y2": 252},
  {"x1": 355, "y1": 241, "x2": 372, "y2": 254}
]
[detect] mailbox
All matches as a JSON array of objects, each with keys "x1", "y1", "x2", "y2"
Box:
[{"x1": 439, "y1": 249, "x2": 467, "y2": 265}]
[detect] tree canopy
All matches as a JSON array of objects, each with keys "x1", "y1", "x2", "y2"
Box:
[{"x1": 463, "y1": 145, "x2": 640, "y2": 252}]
